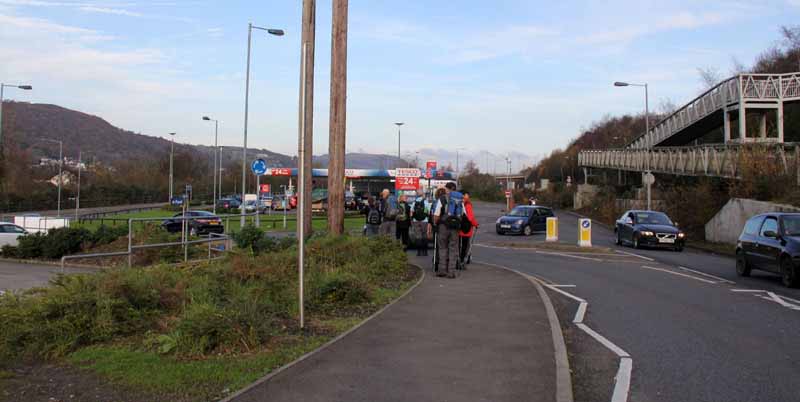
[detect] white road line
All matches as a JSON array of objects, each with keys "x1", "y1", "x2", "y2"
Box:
[
  {"x1": 544, "y1": 283, "x2": 587, "y2": 304},
  {"x1": 537, "y1": 250, "x2": 603, "y2": 262},
  {"x1": 612, "y1": 357, "x2": 633, "y2": 402},
  {"x1": 614, "y1": 249, "x2": 655, "y2": 261},
  {"x1": 677, "y1": 266, "x2": 736, "y2": 284},
  {"x1": 550, "y1": 284, "x2": 577, "y2": 288},
  {"x1": 766, "y1": 292, "x2": 800, "y2": 309},
  {"x1": 731, "y1": 289, "x2": 764, "y2": 292},
  {"x1": 576, "y1": 323, "x2": 631, "y2": 358},
  {"x1": 640, "y1": 265, "x2": 718, "y2": 284},
  {"x1": 574, "y1": 301, "x2": 588, "y2": 323}
]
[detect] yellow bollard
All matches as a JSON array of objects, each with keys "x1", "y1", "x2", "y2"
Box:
[
  {"x1": 546, "y1": 217, "x2": 559, "y2": 242},
  {"x1": 578, "y1": 218, "x2": 592, "y2": 247}
]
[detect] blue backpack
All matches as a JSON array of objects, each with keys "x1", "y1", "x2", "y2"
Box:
[{"x1": 442, "y1": 191, "x2": 464, "y2": 229}]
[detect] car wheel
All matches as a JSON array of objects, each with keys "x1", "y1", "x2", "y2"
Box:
[
  {"x1": 496, "y1": 229, "x2": 503, "y2": 235},
  {"x1": 632, "y1": 234, "x2": 641, "y2": 249},
  {"x1": 523, "y1": 225, "x2": 532, "y2": 236},
  {"x1": 781, "y1": 256, "x2": 798, "y2": 288},
  {"x1": 615, "y1": 230, "x2": 621, "y2": 245},
  {"x1": 736, "y1": 250, "x2": 751, "y2": 277}
]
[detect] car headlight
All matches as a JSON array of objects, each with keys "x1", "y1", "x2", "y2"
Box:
[
  {"x1": 515, "y1": 219, "x2": 525, "y2": 225},
  {"x1": 677, "y1": 232, "x2": 685, "y2": 238},
  {"x1": 640, "y1": 231, "x2": 654, "y2": 237},
  {"x1": 496, "y1": 218, "x2": 503, "y2": 224}
]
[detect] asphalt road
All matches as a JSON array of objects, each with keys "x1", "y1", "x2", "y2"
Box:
[
  {"x1": 0, "y1": 261, "x2": 96, "y2": 293},
  {"x1": 470, "y1": 201, "x2": 800, "y2": 402}
]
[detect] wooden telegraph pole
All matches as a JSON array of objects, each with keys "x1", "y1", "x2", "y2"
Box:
[
  {"x1": 298, "y1": 0, "x2": 316, "y2": 239},
  {"x1": 327, "y1": 0, "x2": 348, "y2": 235}
]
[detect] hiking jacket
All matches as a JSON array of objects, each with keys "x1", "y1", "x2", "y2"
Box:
[{"x1": 459, "y1": 201, "x2": 479, "y2": 237}]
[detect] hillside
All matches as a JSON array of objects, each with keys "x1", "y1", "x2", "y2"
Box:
[{"x1": 1, "y1": 101, "x2": 294, "y2": 168}]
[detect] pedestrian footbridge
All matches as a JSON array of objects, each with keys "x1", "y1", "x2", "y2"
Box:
[{"x1": 578, "y1": 72, "x2": 800, "y2": 179}]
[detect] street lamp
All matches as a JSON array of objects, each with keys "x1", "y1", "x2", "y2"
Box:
[
  {"x1": 40, "y1": 138, "x2": 63, "y2": 217},
  {"x1": 242, "y1": 23, "x2": 284, "y2": 226},
  {"x1": 168, "y1": 132, "x2": 176, "y2": 202},
  {"x1": 203, "y1": 116, "x2": 220, "y2": 214},
  {"x1": 394, "y1": 122, "x2": 404, "y2": 168},
  {"x1": 455, "y1": 147, "x2": 465, "y2": 184},
  {"x1": 614, "y1": 81, "x2": 650, "y2": 144},
  {"x1": 0, "y1": 83, "x2": 32, "y2": 157}
]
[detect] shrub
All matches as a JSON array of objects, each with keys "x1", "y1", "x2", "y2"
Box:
[
  {"x1": 90, "y1": 225, "x2": 128, "y2": 247},
  {"x1": 0, "y1": 245, "x2": 18, "y2": 258},
  {"x1": 42, "y1": 227, "x2": 91, "y2": 259},
  {"x1": 232, "y1": 225, "x2": 292, "y2": 255},
  {"x1": 310, "y1": 272, "x2": 370, "y2": 313},
  {"x1": 15, "y1": 233, "x2": 46, "y2": 259}
]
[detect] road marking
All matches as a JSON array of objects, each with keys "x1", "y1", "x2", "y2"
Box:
[
  {"x1": 677, "y1": 266, "x2": 736, "y2": 284},
  {"x1": 575, "y1": 323, "x2": 630, "y2": 358},
  {"x1": 640, "y1": 265, "x2": 718, "y2": 284},
  {"x1": 731, "y1": 289, "x2": 763, "y2": 292},
  {"x1": 536, "y1": 250, "x2": 603, "y2": 262},
  {"x1": 612, "y1": 357, "x2": 633, "y2": 402},
  {"x1": 614, "y1": 249, "x2": 655, "y2": 261},
  {"x1": 763, "y1": 292, "x2": 800, "y2": 310},
  {"x1": 730, "y1": 289, "x2": 800, "y2": 311},
  {"x1": 550, "y1": 284, "x2": 577, "y2": 288},
  {"x1": 574, "y1": 301, "x2": 588, "y2": 323}
]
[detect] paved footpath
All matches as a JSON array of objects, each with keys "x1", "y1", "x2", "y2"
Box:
[{"x1": 233, "y1": 255, "x2": 558, "y2": 402}]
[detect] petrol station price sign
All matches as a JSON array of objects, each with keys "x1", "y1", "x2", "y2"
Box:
[{"x1": 395, "y1": 168, "x2": 421, "y2": 190}]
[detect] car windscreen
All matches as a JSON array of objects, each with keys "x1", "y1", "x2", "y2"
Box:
[
  {"x1": 634, "y1": 212, "x2": 672, "y2": 225},
  {"x1": 508, "y1": 207, "x2": 532, "y2": 217},
  {"x1": 782, "y1": 216, "x2": 800, "y2": 236}
]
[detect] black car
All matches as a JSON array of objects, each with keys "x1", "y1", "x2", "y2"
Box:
[
  {"x1": 737, "y1": 213, "x2": 800, "y2": 288},
  {"x1": 162, "y1": 211, "x2": 224, "y2": 236},
  {"x1": 495, "y1": 206, "x2": 554, "y2": 236},
  {"x1": 615, "y1": 210, "x2": 685, "y2": 251}
]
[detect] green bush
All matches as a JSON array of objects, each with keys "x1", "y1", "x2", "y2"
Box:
[
  {"x1": 15, "y1": 232, "x2": 46, "y2": 259},
  {"x1": 0, "y1": 235, "x2": 411, "y2": 363},
  {"x1": 1, "y1": 245, "x2": 18, "y2": 258},
  {"x1": 232, "y1": 225, "x2": 292, "y2": 255},
  {"x1": 90, "y1": 225, "x2": 128, "y2": 246},
  {"x1": 41, "y1": 227, "x2": 91, "y2": 259}
]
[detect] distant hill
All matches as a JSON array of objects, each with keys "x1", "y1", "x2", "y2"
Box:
[
  {"x1": 314, "y1": 153, "x2": 407, "y2": 169},
  {"x1": 1, "y1": 101, "x2": 295, "y2": 168}
]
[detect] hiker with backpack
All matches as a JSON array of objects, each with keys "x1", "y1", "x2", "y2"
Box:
[
  {"x1": 364, "y1": 196, "x2": 381, "y2": 236},
  {"x1": 411, "y1": 189, "x2": 430, "y2": 257},
  {"x1": 428, "y1": 187, "x2": 446, "y2": 272},
  {"x1": 395, "y1": 194, "x2": 412, "y2": 248},
  {"x1": 458, "y1": 191, "x2": 479, "y2": 266},
  {"x1": 433, "y1": 182, "x2": 463, "y2": 278},
  {"x1": 378, "y1": 189, "x2": 399, "y2": 237}
]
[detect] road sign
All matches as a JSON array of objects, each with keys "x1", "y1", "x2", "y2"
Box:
[
  {"x1": 426, "y1": 161, "x2": 437, "y2": 179},
  {"x1": 395, "y1": 176, "x2": 420, "y2": 190},
  {"x1": 170, "y1": 196, "x2": 184, "y2": 206},
  {"x1": 251, "y1": 159, "x2": 267, "y2": 176},
  {"x1": 643, "y1": 172, "x2": 655, "y2": 185},
  {"x1": 578, "y1": 218, "x2": 592, "y2": 247},
  {"x1": 260, "y1": 184, "x2": 271, "y2": 194},
  {"x1": 505, "y1": 190, "x2": 511, "y2": 198}
]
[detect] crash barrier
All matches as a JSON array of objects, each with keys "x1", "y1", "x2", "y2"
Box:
[
  {"x1": 578, "y1": 218, "x2": 592, "y2": 247},
  {"x1": 546, "y1": 217, "x2": 559, "y2": 242}
]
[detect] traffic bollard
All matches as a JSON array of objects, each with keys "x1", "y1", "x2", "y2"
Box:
[
  {"x1": 546, "y1": 217, "x2": 559, "y2": 242},
  {"x1": 578, "y1": 218, "x2": 592, "y2": 247}
]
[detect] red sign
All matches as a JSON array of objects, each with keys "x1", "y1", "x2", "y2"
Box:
[
  {"x1": 395, "y1": 176, "x2": 420, "y2": 191},
  {"x1": 260, "y1": 184, "x2": 271, "y2": 194},
  {"x1": 505, "y1": 190, "x2": 511, "y2": 198},
  {"x1": 425, "y1": 161, "x2": 437, "y2": 179},
  {"x1": 270, "y1": 168, "x2": 292, "y2": 176}
]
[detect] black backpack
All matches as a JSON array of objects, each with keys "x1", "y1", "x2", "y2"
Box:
[
  {"x1": 367, "y1": 207, "x2": 381, "y2": 225},
  {"x1": 412, "y1": 201, "x2": 427, "y2": 221}
]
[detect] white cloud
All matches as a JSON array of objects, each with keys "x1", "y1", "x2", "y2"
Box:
[{"x1": 79, "y1": 6, "x2": 142, "y2": 17}]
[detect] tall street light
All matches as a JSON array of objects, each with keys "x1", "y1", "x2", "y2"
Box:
[
  {"x1": 0, "y1": 83, "x2": 32, "y2": 158},
  {"x1": 455, "y1": 147, "x2": 465, "y2": 185},
  {"x1": 203, "y1": 116, "x2": 220, "y2": 214},
  {"x1": 614, "y1": 81, "x2": 649, "y2": 144},
  {"x1": 394, "y1": 122, "x2": 404, "y2": 168},
  {"x1": 41, "y1": 138, "x2": 63, "y2": 216},
  {"x1": 242, "y1": 23, "x2": 284, "y2": 227},
  {"x1": 168, "y1": 132, "x2": 176, "y2": 202}
]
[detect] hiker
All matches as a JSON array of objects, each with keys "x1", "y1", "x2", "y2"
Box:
[
  {"x1": 428, "y1": 187, "x2": 446, "y2": 272},
  {"x1": 395, "y1": 194, "x2": 411, "y2": 248},
  {"x1": 364, "y1": 196, "x2": 381, "y2": 237},
  {"x1": 433, "y1": 182, "x2": 463, "y2": 278},
  {"x1": 411, "y1": 189, "x2": 430, "y2": 256},
  {"x1": 378, "y1": 189, "x2": 398, "y2": 237},
  {"x1": 459, "y1": 191, "x2": 479, "y2": 266}
]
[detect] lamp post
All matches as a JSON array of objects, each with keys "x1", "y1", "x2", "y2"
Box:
[
  {"x1": 242, "y1": 23, "x2": 284, "y2": 227},
  {"x1": 613, "y1": 81, "x2": 649, "y2": 145},
  {"x1": 41, "y1": 138, "x2": 63, "y2": 216},
  {"x1": 0, "y1": 83, "x2": 32, "y2": 158},
  {"x1": 203, "y1": 116, "x2": 219, "y2": 214},
  {"x1": 455, "y1": 147, "x2": 465, "y2": 185},
  {"x1": 505, "y1": 156, "x2": 512, "y2": 211},
  {"x1": 394, "y1": 122, "x2": 404, "y2": 168},
  {"x1": 168, "y1": 132, "x2": 176, "y2": 202},
  {"x1": 75, "y1": 149, "x2": 82, "y2": 220}
]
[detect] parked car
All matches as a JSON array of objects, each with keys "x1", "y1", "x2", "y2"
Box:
[
  {"x1": 495, "y1": 206, "x2": 554, "y2": 236},
  {"x1": 260, "y1": 197, "x2": 273, "y2": 211},
  {"x1": 217, "y1": 198, "x2": 241, "y2": 210},
  {"x1": 161, "y1": 211, "x2": 223, "y2": 236},
  {"x1": 615, "y1": 210, "x2": 685, "y2": 251},
  {"x1": 736, "y1": 212, "x2": 800, "y2": 287},
  {"x1": 243, "y1": 200, "x2": 259, "y2": 214},
  {"x1": 272, "y1": 196, "x2": 289, "y2": 211},
  {"x1": 0, "y1": 223, "x2": 28, "y2": 247}
]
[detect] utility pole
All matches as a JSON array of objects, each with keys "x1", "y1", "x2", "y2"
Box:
[
  {"x1": 75, "y1": 149, "x2": 81, "y2": 220},
  {"x1": 298, "y1": 0, "x2": 316, "y2": 239},
  {"x1": 327, "y1": 0, "x2": 348, "y2": 235}
]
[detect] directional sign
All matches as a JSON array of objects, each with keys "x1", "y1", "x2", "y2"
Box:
[{"x1": 251, "y1": 159, "x2": 267, "y2": 176}]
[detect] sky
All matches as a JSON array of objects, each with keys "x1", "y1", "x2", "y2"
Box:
[{"x1": 1, "y1": 0, "x2": 800, "y2": 170}]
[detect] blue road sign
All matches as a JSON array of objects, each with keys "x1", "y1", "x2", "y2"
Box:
[
  {"x1": 170, "y1": 196, "x2": 184, "y2": 206},
  {"x1": 581, "y1": 219, "x2": 591, "y2": 229},
  {"x1": 251, "y1": 159, "x2": 267, "y2": 175}
]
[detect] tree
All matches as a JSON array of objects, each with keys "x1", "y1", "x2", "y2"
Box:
[
  {"x1": 464, "y1": 160, "x2": 479, "y2": 175},
  {"x1": 697, "y1": 66, "x2": 722, "y2": 90}
]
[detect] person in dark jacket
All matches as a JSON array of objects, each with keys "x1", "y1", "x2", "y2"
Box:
[
  {"x1": 395, "y1": 194, "x2": 412, "y2": 249},
  {"x1": 364, "y1": 196, "x2": 380, "y2": 236},
  {"x1": 428, "y1": 187, "x2": 446, "y2": 273}
]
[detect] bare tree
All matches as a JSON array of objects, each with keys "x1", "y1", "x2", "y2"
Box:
[
  {"x1": 780, "y1": 25, "x2": 800, "y2": 70},
  {"x1": 730, "y1": 56, "x2": 747, "y2": 75},
  {"x1": 697, "y1": 66, "x2": 722, "y2": 91},
  {"x1": 658, "y1": 97, "x2": 678, "y2": 115}
]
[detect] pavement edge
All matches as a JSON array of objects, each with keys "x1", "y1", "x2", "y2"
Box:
[
  {"x1": 477, "y1": 262, "x2": 575, "y2": 402},
  {"x1": 218, "y1": 263, "x2": 427, "y2": 402}
]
